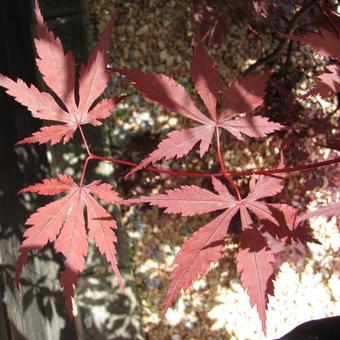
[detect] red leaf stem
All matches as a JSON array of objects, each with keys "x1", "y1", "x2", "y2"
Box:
[
  {"x1": 215, "y1": 127, "x2": 241, "y2": 199},
  {"x1": 87, "y1": 154, "x2": 340, "y2": 179}
]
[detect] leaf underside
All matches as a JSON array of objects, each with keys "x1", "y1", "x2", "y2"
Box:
[
  {"x1": 134, "y1": 157, "x2": 286, "y2": 333},
  {"x1": 2, "y1": 0, "x2": 332, "y2": 334},
  {"x1": 16, "y1": 175, "x2": 123, "y2": 317},
  {"x1": 122, "y1": 46, "x2": 283, "y2": 176},
  {"x1": 0, "y1": 0, "x2": 116, "y2": 146}
]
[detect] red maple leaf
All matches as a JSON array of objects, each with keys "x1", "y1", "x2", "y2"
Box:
[
  {"x1": 303, "y1": 64, "x2": 340, "y2": 98},
  {"x1": 16, "y1": 174, "x2": 124, "y2": 317},
  {"x1": 288, "y1": 28, "x2": 340, "y2": 60},
  {"x1": 130, "y1": 155, "x2": 285, "y2": 334},
  {"x1": 120, "y1": 38, "x2": 283, "y2": 176},
  {"x1": 0, "y1": 0, "x2": 115, "y2": 145},
  {"x1": 287, "y1": 26, "x2": 340, "y2": 99}
]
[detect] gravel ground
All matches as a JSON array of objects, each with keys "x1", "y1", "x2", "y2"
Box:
[{"x1": 87, "y1": 1, "x2": 339, "y2": 339}]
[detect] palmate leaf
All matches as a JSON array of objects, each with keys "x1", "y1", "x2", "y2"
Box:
[
  {"x1": 16, "y1": 175, "x2": 124, "y2": 317},
  {"x1": 133, "y1": 156, "x2": 285, "y2": 333},
  {"x1": 120, "y1": 38, "x2": 283, "y2": 177},
  {"x1": 0, "y1": 0, "x2": 116, "y2": 145}
]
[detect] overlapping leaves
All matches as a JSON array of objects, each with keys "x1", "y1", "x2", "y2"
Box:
[
  {"x1": 1, "y1": 0, "x2": 336, "y2": 334},
  {"x1": 131, "y1": 156, "x2": 297, "y2": 333},
  {"x1": 290, "y1": 27, "x2": 340, "y2": 98},
  {"x1": 5, "y1": 1, "x2": 124, "y2": 317}
]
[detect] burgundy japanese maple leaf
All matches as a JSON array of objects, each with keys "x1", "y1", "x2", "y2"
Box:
[
  {"x1": 131, "y1": 156, "x2": 285, "y2": 334},
  {"x1": 289, "y1": 28, "x2": 340, "y2": 60},
  {"x1": 120, "y1": 39, "x2": 283, "y2": 177},
  {"x1": 288, "y1": 27, "x2": 340, "y2": 99},
  {"x1": 0, "y1": 0, "x2": 115, "y2": 145},
  {"x1": 16, "y1": 175, "x2": 124, "y2": 316},
  {"x1": 303, "y1": 64, "x2": 340, "y2": 98}
]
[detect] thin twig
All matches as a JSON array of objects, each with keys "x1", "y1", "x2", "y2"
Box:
[
  {"x1": 90, "y1": 154, "x2": 340, "y2": 178},
  {"x1": 78, "y1": 125, "x2": 91, "y2": 155},
  {"x1": 215, "y1": 128, "x2": 241, "y2": 199},
  {"x1": 77, "y1": 117, "x2": 340, "y2": 183}
]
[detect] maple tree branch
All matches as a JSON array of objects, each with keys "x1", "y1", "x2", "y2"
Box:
[
  {"x1": 89, "y1": 154, "x2": 209, "y2": 177},
  {"x1": 75, "y1": 115, "x2": 340, "y2": 182},
  {"x1": 215, "y1": 128, "x2": 241, "y2": 199},
  {"x1": 243, "y1": 0, "x2": 317, "y2": 75},
  {"x1": 87, "y1": 154, "x2": 340, "y2": 179},
  {"x1": 232, "y1": 156, "x2": 340, "y2": 177}
]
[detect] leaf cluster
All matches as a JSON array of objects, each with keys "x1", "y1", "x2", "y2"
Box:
[{"x1": 0, "y1": 0, "x2": 338, "y2": 335}]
